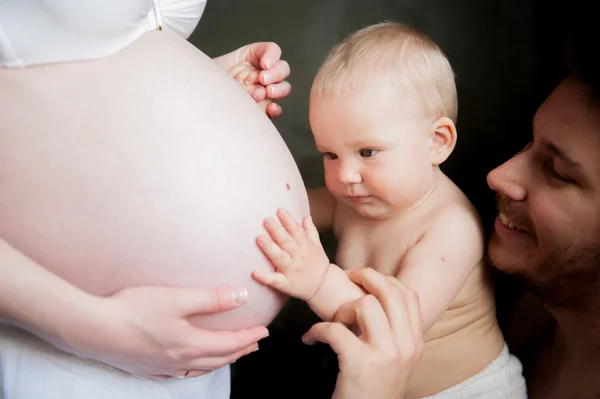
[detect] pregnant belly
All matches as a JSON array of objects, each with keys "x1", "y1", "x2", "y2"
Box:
[{"x1": 0, "y1": 30, "x2": 309, "y2": 330}]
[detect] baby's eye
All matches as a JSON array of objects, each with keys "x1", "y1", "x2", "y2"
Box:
[
  {"x1": 359, "y1": 149, "x2": 379, "y2": 158},
  {"x1": 323, "y1": 152, "x2": 338, "y2": 160}
]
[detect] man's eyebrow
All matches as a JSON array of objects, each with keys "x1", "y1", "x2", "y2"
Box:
[{"x1": 540, "y1": 139, "x2": 582, "y2": 169}]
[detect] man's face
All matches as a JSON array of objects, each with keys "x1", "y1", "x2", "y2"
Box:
[{"x1": 487, "y1": 77, "x2": 600, "y2": 310}]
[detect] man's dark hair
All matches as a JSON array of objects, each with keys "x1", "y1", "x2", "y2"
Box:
[{"x1": 565, "y1": 6, "x2": 600, "y2": 102}]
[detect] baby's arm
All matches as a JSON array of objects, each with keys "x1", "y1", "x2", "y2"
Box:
[
  {"x1": 252, "y1": 208, "x2": 363, "y2": 321},
  {"x1": 396, "y1": 206, "x2": 485, "y2": 331}
]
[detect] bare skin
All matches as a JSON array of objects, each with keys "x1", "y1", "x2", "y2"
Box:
[
  {"x1": 253, "y1": 83, "x2": 506, "y2": 397},
  {"x1": 0, "y1": 30, "x2": 309, "y2": 332},
  {"x1": 330, "y1": 173, "x2": 504, "y2": 397},
  {"x1": 488, "y1": 77, "x2": 600, "y2": 398}
]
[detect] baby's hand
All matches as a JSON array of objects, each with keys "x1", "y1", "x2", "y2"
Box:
[{"x1": 253, "y1": 208, "x2": 330, "y2": 301}]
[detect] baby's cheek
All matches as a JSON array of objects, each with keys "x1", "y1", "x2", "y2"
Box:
[{"x1": 323, "y1": 167, "x2": 337, "y2": 186}]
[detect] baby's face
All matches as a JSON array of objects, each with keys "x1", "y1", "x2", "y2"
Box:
[{"x1": 309, "y1": 85, "x2": 437, "y2": 219}]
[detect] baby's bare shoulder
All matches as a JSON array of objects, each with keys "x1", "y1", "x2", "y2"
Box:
[
  {"x1": 432, "y1": 196, "x2": 484, "y2": 239},
  {"x1": 418, "y1": 200, "x2": 486, "y2": 268}
]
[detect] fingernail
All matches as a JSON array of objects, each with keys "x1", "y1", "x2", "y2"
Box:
[
  {"x1": 263, "y1": 58, "x2": 273, "y2": 69},
  {"x1": 263, "y1": 74, "x2": 270, "y2": 84},
  {"x1": 232, "y1": 288, "x2": 248, "y2": 304},
  {"x1": 253, "y1": 346, "x2": 260, "y2": 352},
  {"x1": 270, "y1": 86, "x2": 276, "y2": 96},
  {"x1": 257, "y1": 329, "x2": 270, "y2": 340}
]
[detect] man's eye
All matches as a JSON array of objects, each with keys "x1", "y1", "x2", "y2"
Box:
[
  {"x1": 323, "y1": 152, "x2": 338, "y2": 160},
  {"x1": 542, "y1": 158, "x2": 574, "y2": 184},
  {"x1": 359, "y1": 149, "x2": 379, "y2": 158}
]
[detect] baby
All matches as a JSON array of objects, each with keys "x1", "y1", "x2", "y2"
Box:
[{"x1": 236, "y1": 22, "x2": 527, "y2": 398}]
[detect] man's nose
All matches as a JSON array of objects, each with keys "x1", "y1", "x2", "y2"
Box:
[{"x1": 487, "y1": 152, "x2": 528, "y2": 201}]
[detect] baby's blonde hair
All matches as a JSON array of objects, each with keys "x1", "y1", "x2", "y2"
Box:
[{"x1": 311, "y1": 21, "x2": 458, "y2": 123}]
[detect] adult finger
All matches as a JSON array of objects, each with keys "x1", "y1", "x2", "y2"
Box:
[
  {"x1": 245, "y1": 84, "x2": 267, "y2": 102},
  {"x1": 385, "y1": 277, "x2": 424, "y2": 341},
  {"x1": 173, "y1": 286, "x2": 251, "y2": 316},
  {"x1": 302, "y1": 322, "x2": 360, "y2": 357},
  {"x1": 350, "y1": 271, "x2": 423, "y2": 358},
  {"x1": 266, "y1": 102, "x2": 282, "y2": 119},
  {"x1": 244, "y1": 42, "x2": 282, "y2": 70},
  {"x1": 266, "y1": 81, "x2": 292, "y2": 100},
  {"x1": 347, "y1": 268, "x2": 407, "y2": 335},
  {"x1": 335, "y1": 295, "x2": 394, "y2": 348},
  {"x1": 185, "y1": 342, "x2": 259, "y2": 371},
  {"x1": 189, "y1": 326, "x2": 269, "y2": 357},
  {"x1": 260, "y1": 60, "x2": 290, "y2": 86},
  {"x1": 258, "y1": 99, "x2": 273, "y2": 115},
  {"x1": 333, "y1": 298, "x2": 360, "y2": 327}
]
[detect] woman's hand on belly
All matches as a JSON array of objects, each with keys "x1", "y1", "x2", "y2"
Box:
[
  {"x1": 0, "y1": 239, "x2": 268, "y2": 379},
  {"x1": 70, "y1": 285, "x2": 270, "y2": 379}
]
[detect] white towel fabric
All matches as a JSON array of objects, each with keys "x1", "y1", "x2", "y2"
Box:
[
  {"x1": 0, "y1": 324, "x2": 230, "y2": 399},
  {"x1": 423, "y1": 343, "x2": 527, "y2": 398}
]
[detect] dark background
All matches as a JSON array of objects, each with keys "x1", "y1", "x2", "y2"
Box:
[{"x1": 189, "y1": 1, "x2": 570, "y2": 397}]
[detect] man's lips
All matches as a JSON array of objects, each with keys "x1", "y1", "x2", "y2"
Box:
[
  {"x1": 498, "y1": 212, "x2": 527, "y2": 232},
  {"x1": 495, "y1": 210, "x2": 537, "y2": 244},
  {"x1": 496, "y1": 195, "x2": 533, "y2": 234}
]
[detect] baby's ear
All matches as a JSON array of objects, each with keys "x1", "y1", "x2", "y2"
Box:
[{"x1": 429, "y1": 116, "x2": 457, "y2": 166}]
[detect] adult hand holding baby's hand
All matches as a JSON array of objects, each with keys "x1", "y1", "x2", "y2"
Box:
[
  {"x1": 253, "y1": 208, "x2": 331, "y2": 301},
  {"x1": 63, "y1": 285, "x2": 268, "y2": 380},
  {"x1": 303, "y1": 268, "x2": 424, "y2": 399}
]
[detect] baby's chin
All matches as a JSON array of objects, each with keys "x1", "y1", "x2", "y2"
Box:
[{"x1": 348, "y1": 201, "x2": 397, "y2": 219}]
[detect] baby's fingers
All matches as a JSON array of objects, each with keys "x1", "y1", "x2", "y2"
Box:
[
  {"x1": 251, "y1": 269, "x2": 289, "y2": 292},
  {"x1": 302, "y1": 215, "x2": 321, "y2": 244},
  {"x1": 276, "y1": 208, "x2": 306, "y2": 246},
  {"x1": 263, "y1": 217, "x2": 300, "y2": 256},
  {"x1": 256, "y1": 234, "x2": 293, "y2": 269}
]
